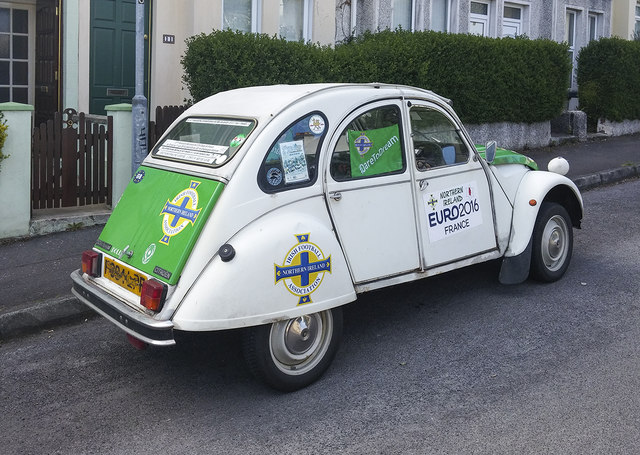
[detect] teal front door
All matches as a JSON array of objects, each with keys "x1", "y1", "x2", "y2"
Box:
[{"x1": 89, "y1": 0, "x2": 150, "y2": 115}]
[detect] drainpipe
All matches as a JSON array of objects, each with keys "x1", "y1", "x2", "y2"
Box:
[{"x1": 131, "y1": 0, "x2": 148, "y2": 175}]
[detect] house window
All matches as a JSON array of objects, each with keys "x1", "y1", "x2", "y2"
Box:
[
  {"x1": 432, "y1": 0, "x2": 450, "y2": 32},
  {"x1": 502, "y1": 4, "x2": 522, "y2": 37},
  {"x1": 279, "y1": 0, "x2": 312, "y2": 41},
  {"x1": 635, "y1": 3, "x2": 640, "y2": 37},
  {"x1": 223, "y1": 0, "x2": 261, "y2": 33},
  {"x1": 0, "y1": 6, "x2": 30, "y2": 103},
  {"x1": 469, "y1": 1, "x2": 490, "y2": 36},
  {"x1": 392, "y1": 0, "x2": 414, "y2": 30},
  {"x1": 588, "y1": 12, "x2": 602, "y2": 42},
  {"x1": 566, "y1": 9, "x2": 578, "y2": 86}
]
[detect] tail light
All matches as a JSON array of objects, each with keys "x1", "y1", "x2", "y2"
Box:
[
  {"x1": 140, "y1": 279, "x2": 167, "y2": 312},
  {"x1": 81, "y1": 250, "x2": 102, "y2": 277},
  {"x1": 126, "y1": 334, "x2": 148, "y2": 350}
]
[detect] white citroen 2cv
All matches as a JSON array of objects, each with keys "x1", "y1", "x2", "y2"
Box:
[{"x1": 72, "y1": 84, "x2": 583, "y2": 391}]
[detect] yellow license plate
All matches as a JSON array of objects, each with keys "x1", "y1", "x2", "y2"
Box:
[{"x1": 103, "y1": 257, "x2": 146, "y2": 296}]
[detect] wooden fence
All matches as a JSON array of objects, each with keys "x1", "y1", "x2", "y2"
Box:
[
  {"x1": 30, "y1": 104, "x2": 184, "y2": 210},
  {"x1": 31, "y1": 109, "x2": 113, "y2": 209},
  {"x1": 148, "y1": 105, "x2": 187, "y2": 151}
]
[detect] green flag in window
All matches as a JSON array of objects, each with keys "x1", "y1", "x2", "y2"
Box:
[{"x1": 348, "y1": 124, "x2": 403, "y2": 178}]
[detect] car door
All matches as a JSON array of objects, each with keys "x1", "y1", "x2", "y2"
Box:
[
  {"x1": 407, "y1": 101, "x2": 499, "y2": 268},
  {"x1": 324, "y1": 101, "x2": 420, "y2": 283}
]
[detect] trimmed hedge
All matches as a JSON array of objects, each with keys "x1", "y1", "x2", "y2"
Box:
[
  {"x1": 181, "y1": 31, "x2": 332, "y2": 102},
  {"x1": 577, "y1": 37, "x2": 640, "y2": 122},
  {"x1": 181, "y1": 29, "x2": 571, "y2": 124}
]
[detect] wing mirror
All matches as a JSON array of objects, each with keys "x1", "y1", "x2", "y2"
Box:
[{"x1": 484, "y1": 141, "x2": 497, "y2": 164}]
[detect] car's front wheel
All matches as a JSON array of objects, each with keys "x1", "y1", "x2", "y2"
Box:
[
  {"x1": 530, "y1": 202, "x2": 573, "y2": 282},
  {"x1": 243, "y1": 307, "x2": 343, "y2": 392}
]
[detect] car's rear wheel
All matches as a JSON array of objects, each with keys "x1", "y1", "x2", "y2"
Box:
[
  {"x1": 530, "y1": 202, "x2": 573, "y2": 282},
  {"x1": 243, "y1": 307, "x2": 343, "y2": 392}
]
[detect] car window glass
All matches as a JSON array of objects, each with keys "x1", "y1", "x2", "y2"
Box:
[
  {"x1": 330, "y1": 105, "x2": 405, "y2": 181},
  {"x1": 152, "y1": 117, "x2": 256, "y2": 168},
  {"x1": 259, "y1": 113, "x2": 327, "y2": 193},
  {"x1": 410, "y1": 106, "x2": 470, "y2": 172}
]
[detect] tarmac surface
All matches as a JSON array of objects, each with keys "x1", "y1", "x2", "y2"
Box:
[{"x1": 0, "y1": 133, "x2": 639, "y2": 340}]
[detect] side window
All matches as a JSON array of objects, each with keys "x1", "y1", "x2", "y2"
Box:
[
  {"x1": 410, "y1": 106, "x2": 470, "y2": 172},
  {"x1": 258, "y1": 112, "x2": 328, "y2": 193},
  {"x1": 330, "y1": 105, "x2": 405, "y2": 181}
]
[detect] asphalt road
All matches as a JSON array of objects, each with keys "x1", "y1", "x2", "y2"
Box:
[{"x1": 1, "y1": 179, "x2": 639, "y2": 455}]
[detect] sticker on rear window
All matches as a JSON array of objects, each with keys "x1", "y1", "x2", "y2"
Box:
[
  {"x1": 186, "y1": 118, "x2": 252, "y2": 127},
  {"x1": 267, "y1": 168, "x2": 283, "y2": 186},
  {"x1": 309, "y1": 115, "x2": 326, "y2": 135},
  {"x1": 156, "y1": 139, "x2": 228, "y2": 165},
  {"x1": 280, "y1": 141, "x2": 309, "y2": 184}
]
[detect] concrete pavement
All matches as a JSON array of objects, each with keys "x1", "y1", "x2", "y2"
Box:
[{"x1": 0, "y1": 134, "x2": 638, "y2": 340}]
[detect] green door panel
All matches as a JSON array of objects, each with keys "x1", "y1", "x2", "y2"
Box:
[{"x1": 89, "y1": 0, "x2": 150, "y2": 115}]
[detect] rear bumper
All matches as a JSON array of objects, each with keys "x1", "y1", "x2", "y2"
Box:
[{"x1": 71, "y1": 269, "x2": 175, "y2": 346}]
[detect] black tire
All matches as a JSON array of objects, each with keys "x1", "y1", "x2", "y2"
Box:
[
  {"x1": 242, "y1": 307, "x2": 343, "y2": 392},
  {"x1": 530, "y1": 202, "x2": 573, "y2": 282}
]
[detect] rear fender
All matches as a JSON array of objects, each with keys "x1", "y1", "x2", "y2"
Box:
[{"x1": 172, "y1": 196, "x2": 356, "y2": 331}]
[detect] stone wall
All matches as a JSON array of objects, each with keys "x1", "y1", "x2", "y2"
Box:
[
  {"x1": 597, "y1": 119, "x2": 640, "y2": 136},
  {"x1": 465, "y1": 121, "x2": 551, "y2": 151}
]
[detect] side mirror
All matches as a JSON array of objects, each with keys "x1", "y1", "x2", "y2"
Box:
[{"x1": 485, "y1": 141, "x2": 497, "y2": 164}]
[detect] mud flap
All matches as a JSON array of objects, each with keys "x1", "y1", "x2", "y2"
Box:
[{"x1": 499, "y1": 238, "x2": 532, "y2": 285}]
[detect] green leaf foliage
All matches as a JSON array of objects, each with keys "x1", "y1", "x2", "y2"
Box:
[
  {"x1": 577, "y1": 38, "x2": 640, "y2": 122},
  {"x1": 0, "y1": 112, "x2": 8, "y2": 172},
  {"x1": 181, "y1": 29, "x2": 571, "y2": 124}
]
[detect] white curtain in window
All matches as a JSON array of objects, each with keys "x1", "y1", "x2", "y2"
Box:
[
  {"x1": 223, "y1": 0, "x2": 252, "y2": 33},
  {"x1": 280, "y1": 0, "x2": 304, "y2": 41},
  {"x1": 392, "y1": 0, "x2": 412, "y2": 30},
  {"x1": 432, "y1": 0, "x2": 448, "y2": 32}
]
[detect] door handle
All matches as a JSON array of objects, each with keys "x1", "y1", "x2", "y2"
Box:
[
  {"x1": 329, "y1": 192, "x2": 342, "y2": 201},
  {"x1": 419, "y1": 179, "x2": 429, "y2": 191}
]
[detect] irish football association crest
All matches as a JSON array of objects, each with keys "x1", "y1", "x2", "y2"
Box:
[
  {"x1": 275, "y1": 234, "x2": 331, "y2": 305},
  {"x1": 159, "y1": 181, "x2": 202, "y2": 245}
]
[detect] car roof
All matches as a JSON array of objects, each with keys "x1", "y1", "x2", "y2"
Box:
[{"x1": 185, "y1": 83, "x2": 450, "y2": 122}]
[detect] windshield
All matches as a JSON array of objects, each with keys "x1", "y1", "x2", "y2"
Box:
[{"x1": 152, "y1": 117, "x2": 256, "y2": 167}]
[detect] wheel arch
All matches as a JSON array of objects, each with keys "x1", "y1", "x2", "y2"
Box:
[
  {"x1": 505, "y1": 171, "x2": 583, "y2": 258},
  {"x1": 541, "y1": 184, "x2": 583, "y2": 229}
]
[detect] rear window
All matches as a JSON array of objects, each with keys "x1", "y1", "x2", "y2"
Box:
[{"x1": 152, "y1": 117, "x2": 256, "y2": 167}]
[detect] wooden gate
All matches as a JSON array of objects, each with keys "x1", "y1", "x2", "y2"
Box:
[{"x1": 31, "y1": 109, "x2": 113, "y2": 209}]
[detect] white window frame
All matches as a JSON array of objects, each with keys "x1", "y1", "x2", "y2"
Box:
[
  {"x1": 469, "y1": 1, "x2": 492, "y2": 37},
  {"x1": 303, "y1": 0, "x2": 312, "y2": 41},
  {"x1": 502, "y1": 2, "x2": 529, "y2": 38},
  {"x1": 0, "y1": 2, "x2": 35, "y2": 105},
  {"x1": 588, "y1": 11, "x2": 603, "y2": 42},
  {"x1": 222, "y1": 0, "x2": 261, "y2": 34},
  {"x1": 350, "y1": 0, "x2": 357, "y2": 35},
  {"x1": 635, "y1": 2, "x2": 640, "y2": 37},
  {"x1": 566, "y1": 8, "x2": 579, "y2": 88}
]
